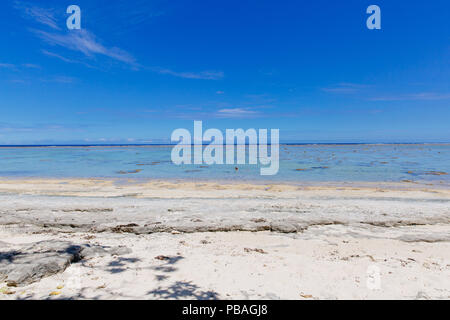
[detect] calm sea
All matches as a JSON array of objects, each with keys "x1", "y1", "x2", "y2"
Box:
[{"x1": 0, "y1": 144, "x2": 449, "y2": 184}]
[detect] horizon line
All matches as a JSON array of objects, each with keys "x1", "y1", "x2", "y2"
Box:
[{"x1": 0, "y1": 142, "x2": 449, "y2": 148}]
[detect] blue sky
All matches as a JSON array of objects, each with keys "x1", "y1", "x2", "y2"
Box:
[{"x1": 0, "y1": 0, "x2": 449, "y2": 144}]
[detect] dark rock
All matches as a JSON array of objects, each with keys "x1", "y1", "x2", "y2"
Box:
[{"x1": 0, "y1": 240, "x2": 132, "y2": 286}]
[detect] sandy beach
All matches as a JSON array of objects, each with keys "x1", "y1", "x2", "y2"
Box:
[{"x1": 0, "y1": 178, "x2": 449, "y2": 300}]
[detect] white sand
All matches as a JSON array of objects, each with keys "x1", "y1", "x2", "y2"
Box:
[{"x1": 0, "y1": 179, "x2": 449, "y2": 300}]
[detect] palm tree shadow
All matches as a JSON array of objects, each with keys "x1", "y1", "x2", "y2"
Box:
[
  {"x1": 147, "y1": 281, "x2": 219, "y2": 300},
  {"x1": 151, "y1": 255, "x2": 184, "y2": 273}
]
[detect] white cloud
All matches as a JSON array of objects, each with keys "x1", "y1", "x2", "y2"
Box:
[
  {"x1": 22, "y1": 63, "x2": 41, "y2": 69},
  {"x1": 34, "y1": 29, "x2": 137, "y2": 65},
  {"x1": 0, "y1": 63, "x2": 16, "y2": 69},
  {"x1": 16, "y1": 2, "x2": 136, "y2": 67},
  {"x1": 9, "y1": 79, "x2": 28, "y2": 84},
  {"x1": 0, "y1": 63, "x2": 40, "y2": 70},
  {"x1": 15, "y1": 1, "x2": 60, "y2": 30},
  {"x1": 40, "y1": 76, "x2": 77, "y2": 84},
  {"x1": 41, "y1": 50, "x2": 76, "y2": 63},
  {"x1": 322, "y1": 83, "x2": 370, "y2": 93},
  {"x1": 216, "y1": 108, "x2": 259, "y2": 118},
  {"x1": 369, "y1": 92, "x2": 450, "y2": 101},
  {"x1": 157, "y1": 68, "x2": 224, "y2": 80}
]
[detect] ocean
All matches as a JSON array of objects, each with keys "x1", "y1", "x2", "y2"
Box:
[{"x1": 0, "y1": 144, "x2": 449, "y2": 184}]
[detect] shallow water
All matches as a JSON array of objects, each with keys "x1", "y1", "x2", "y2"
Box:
[{"x1": 0, "y1": 144, "x2": 449, "y2": 184}]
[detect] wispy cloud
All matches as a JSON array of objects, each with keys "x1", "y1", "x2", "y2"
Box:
[
  {"x1": 15, "y1": 2, "x2": 137, "y2": 67},
  {"x1": 14, "y1": 1, "x2": 60, "y2": 30},
  {"x1": 168, "y1": 107, "x2": 263, "y2": 119},
  {"x1": 0, "y1": 122, "x2": 88, "y2": 134},
  {"x1": 41, "y1": 49, "x2": 98, "y2": 69},
  {"x1": 156, "y1": 68, "x2": 224, "y2": 80},
  {"x1": 0, "y1": 63, "x2": 40, "y2": 71},
  {"x1": 0, "y1": 63, "x2": 16, "y2": 69},
  {"x1": 9, "y1": 79, "x2": 28, "y2": 84},
  {"x1": 369, "y1": 92, "x2": 450, "y2": 101},
  {"x1": 40, "y1": 76, "x2": 77, "y2": 84},
  {"x1": 22, "y1": 63, "x2": 41, "y2": 69},
  {"x1": 322, "y1": 83, "x2": 370, "y2": 94},
  {"x1": 41, "y1": 49, "x2": 76, "y2": 63},
  {"x1": 17, "y1": 3, "x2": 219, "y2": 77},
  {"x1": 215, "y1": 108, "x2": 260, "y2": 118},
  {"x1": 33, "y1": 29, "x2": 137, "y2": 66}
]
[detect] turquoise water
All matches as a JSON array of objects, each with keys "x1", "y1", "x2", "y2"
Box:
[{"x1": 0, "y1": 144, "x2": 449, "y2": 184}]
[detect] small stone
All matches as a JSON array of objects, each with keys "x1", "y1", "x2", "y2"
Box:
[
  {"x1": 0, "y1": 287, "x2": 15, "y2": 295},
  {"x1": 244, "y1": 248, "x2": 267, "y2": 254},
  {"x1": 155, "y1": 255, "x2": 170, "y2": 261}
]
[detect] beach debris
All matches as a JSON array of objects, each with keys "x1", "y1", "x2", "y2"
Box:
[
  {"x1": 136, "y1": 161, "x2": 160, "y2": 166},
  {"x1": 244, "y1": 248, "x2": 267, "y2": 254},
  {"x1": 0, "y1": 286, "x2": 15, "y2": 295},
  {"x1": 49, "y1": 291, "x2": 61, "y2": 296},
  {"x1": 155, "y1": 255, "x2": 171, "y2": 261},
  {"x1": 116, "y1": 169, "x2": 142, "y2": 174},
  {"x1": 342, "y1": 254, "x2": 376, "y2": 262},
  {"x1": 0, "y1": 241, "x2": 132, "y2": 286},
  {"x1": 111, "y1": 223, "x2": 139, "y2": 233},
  {"x1": 59, "y1": 208, "x2": 113, "y2": 213},
  {"x1": 424, "y1": 171, "x2": 447, "y2": 176},
  {"x1": 57, "y1": 285, "x2": 64, "y2": 289},
  {"x1": 300, "y1": 293, "x2": 314, "y2": 299}
]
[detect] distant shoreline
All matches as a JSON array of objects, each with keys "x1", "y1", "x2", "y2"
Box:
[{"x1": 0, "y1": 142, "x2": 449, "y2": 148}]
